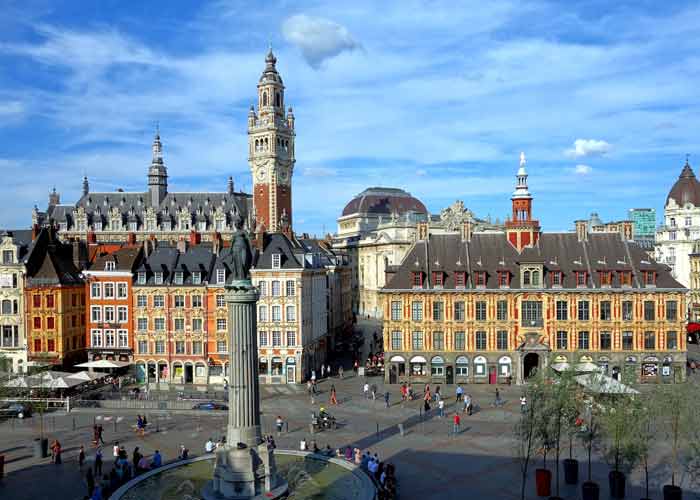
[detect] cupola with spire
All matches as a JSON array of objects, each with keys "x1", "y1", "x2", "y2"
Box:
[
  {"x1": 505, "y1": 152, "x2": 540, "y2": 251},
  {"x1": 82, "y1": 176, "x2": 89, "y2": 197},
  {"x1": 257, "y1": 46, "x2": 285, "y2": 118},
  {"x1": 148, "y1": 125, "x2": 168, "y2": 207},
  {"x1": 666, "y1": 156, "x2": 700, "y2": 208}
]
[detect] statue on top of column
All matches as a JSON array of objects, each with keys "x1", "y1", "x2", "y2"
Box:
[{"x1": 230, "y1": 215, "x2": 253, "y2": 284}]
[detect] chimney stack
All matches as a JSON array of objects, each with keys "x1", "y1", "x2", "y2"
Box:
[
  {"x1": 176, "y1": 236, "x2": 187, "y2": 254},
  {"x1": 212, "y1": 232, "x2": 221, "y2": 256},
  {"x1": 461, "y1": 221, "x2": 473, "y2": 242},
  {"x1": 189, "y1": 230, "x2": 201, "y2": 246},
  {"x1": 575, "y1": 220, "x2": 588, "y2": 242},
  {"x1": 127, "y1": 232, "x2": 136, "y2": 246},
  {"x1": 72, "y1": 240, "x2": 88, "y2": 271},
  {"x1": 417, "y1": 221, "x2": 429, "y2": 241},
  {"x1": 31, "y1": 223, "x2": 39, "y2": 241}
]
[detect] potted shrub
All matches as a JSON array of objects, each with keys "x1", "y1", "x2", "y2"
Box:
[
  {"x1": 578, "y1": 397, "x2": 600, "y2": 500},
  {"x1": 534, "y1": 376, "x2": 555, "y2": 498},
  {"x1": 633, "y1": 394, "x2": 658, "y2": 500},
  {"x1": 515, "y1": 379, "x2": 543, "y2": 500},
  {"x1": 545, "y1": 369, "x2": 578, "y2": 500},
  {"x1": 656, "y1": 383, "x2": 694, "y2": 500}
]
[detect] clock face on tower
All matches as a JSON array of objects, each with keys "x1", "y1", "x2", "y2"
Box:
[{"x1": 256, "y1": 167, "x2": 266, "y2": 181}]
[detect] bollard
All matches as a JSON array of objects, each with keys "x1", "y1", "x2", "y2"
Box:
[
  {"x1": 309, "y1": 423, "x2": 314, "y2": 435},
  {"x1": 285, "y1": 421, "x2": 289, "y2": 433},
  {"x1": 376, "y1": 422, "x2": 379, "y2": 435},
  {"x1": 398, "y1": 423, "x2": 404, "y2": 436}
]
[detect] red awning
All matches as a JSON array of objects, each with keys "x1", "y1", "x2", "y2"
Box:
[{"x1": 688, "y1": 322, "x2": 700, "y2": 333}]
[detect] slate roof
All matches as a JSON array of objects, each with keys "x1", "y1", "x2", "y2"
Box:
[
  {"x1": 89, "y1": 246, "x2": 143, "y2": 273},
  {"x1": 134, "y1": 245, "x2": 217, "y2": 286},
  {"x1": 24, "y1": 227, "x2": 83, "y2": 287},
  {"x1": 1, "y1": 229, "x2": 35, "y2": 260},
  {"x1": 341, "y1": 187, "x2": 428, "y2": 217},
  {"x1": 384, "y1": 232, "x2": 684, "y2": 291},
  {"x1": 666, "y1": 159, "x2": 700, "y2": 207}
]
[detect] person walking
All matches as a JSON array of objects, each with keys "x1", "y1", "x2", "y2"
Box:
[
  {"x1": 327, "y1": 364, "x2": 332, "y2": 378},
  {"x1": 434, "y1": 385, "x2": 441, "y2": 402},
  {"x1": 132, "y1": 447, "x2": 142, "y2": 474},
  {"x1": 353, "y1": 360, "x2": 359, "y2": 375},
  {"x1": 205, "y1": 437, "x2": 215, "y2": 453},
  {"x1": 97, "y1": 425, "x2": 104, "y2": 445},
  {"x1": 113, "y1": 442, "x2": 120, "y2": 460},
  {"x1": 79, "y1": 445, "x2": 86, "y2": 469},
  {"x1": 520, "y1": 394, "x2": 527, "y2": 413},
  {"x1": 51, "y1": 439, "x2": 62, "y2": 464},
  {"x1": 400, "y1": 383, "x2": 407, "y2": 402},
  {"x1": 311, "y1": 370, "x2": 317, "y2": 385},
  {"x1": 371, "y1": 383, "x2": 377, "y2": 401},
  {"x1": 363, "y1": 382, "x2": 370, "y2": 399},
  {"x1": 455, "y1": 384, "x2": 464, "y2": 402},
  {"x1": 493, "y1": 388, "x2": 503, "y2": 407},
  {"x1": 384, "y1": 390, "x2": 390, "y2": 408},
  {"x1": 321, "y1": 365, "x2": 325, "y2": 378},
  {"x1": 276, "y1": 416, "x2": 284, "y2": 435},
  {"x1": 329, "y1": 385, "x2": 338, "y2": 405},
  {"x1": 464, "y1": 394, "x2": 473, "y2": 416},
  {"x1": 438, "y1": 399, "x2": 445, "y2": 418},
  {"x1": 453, "y1": 413, "x2": 461, "y2": 435},
  {"x1": 94, "y1": 447, "x2": 103, "y2": 476},
  {"x1": 338, "y1": 365, "x2": 344, "y2": 379}
]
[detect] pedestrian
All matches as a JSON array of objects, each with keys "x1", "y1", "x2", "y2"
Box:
[
  {"x1": 384, "y1": 391, "x2": 390, "y2": 408},
  {"x1": 363, "y1": 382, "x2": 370, "y2": 399},
  {"x1": 97, "y1": 425, "x2": 104, "y2": 445},
  {"x1": 151, "y1": 450, "x2": 162, "y2": 468},
  {"x1": 400, "y1": 383, "x2": 407, "y2": 402},
  {"x1": 453, "y1": 413, "x2": 461, "y2": 435},
  {"x1": 178, "y1": 445, "x2": 189, "y2": 460},
  {"x1": 456, "y1": 384, "x2": 464, "y2": 402},
  {"x1": 330, "y1": 385, "x2": 338, "y2": 405},
  {"x1": 338, "y1": 365, "x2": 344, "y2": 379},
  {"x1": 92, "y1": 424, "x2": 99, "y2": 446},
  {"x1": 520, "y1": 394, "x2": 527, "y2": 413},
  {"x1": 321, "y1": 365, "x2": 325, "y2": 378},
  {"x1": 132, "y1": 447, "x2": 142, "y2": 473},
  {"x1": 424, "y1": 386, "x2": 431, "y2": 404},
  {"x1": 438, "y1": 399, "x2": 445, "y2": 418},
  {"x1": 311, "y1": 370, "x2": 317, "y2": 385},
  {"x1": 300, "y1": 438, "x2": 307, "y2": 451},
  {"x1": 94, "y1": 447, "x2": 103, "y2": 476},
  {"x1": 86, "y1": 467, "x2": 95, "y2": 497},
  {"x1": 493, "y1": 388, "x2": 503, "y2": 407},
  {"x1": 113, "y1": 442, "x2": 120, "y2": 459},
  {"x1": 136, "y1": 415, "x2": 144, "y2": 436},
  {"x1": 276, "y1": 416, "x2": 284, "y2": 435},
  {"x1": 79, "y1": 445, "x2": 86, "y2": 469},
  {"x1": 408, "y1": 383, "x2": 414, "y2": 400},
  {"x1": 424, "y1": 398, "x2": 431, "y2": 413},
  {"x1": 327, "y1": 364, "x2": 332, "y2": 377},
  {"x1": 205, "y1": 437, "x2": 215, "y2": 453},
  {"x1": 51, "y1": 439, "x2": 62, "y2": 464},
  {"x1": 434, "y1": 385, "x2": 441, "y2": 402},
  {"x1": 371, "y1": 383, "x2": 377, "y2": 400},
  {"x1": 137, "y1": 455, "x2": 149, "y2": 474},
  {"x1": 464, "y1": 394, "x2": 473, "y2": 416},
  {"x1": 353, "y1": 360, "x2": 359, "y2": 375}
]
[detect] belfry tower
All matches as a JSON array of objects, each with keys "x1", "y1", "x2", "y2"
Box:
[
  {"x1": 248, "y1": 48, "x2": 295, "y2": 232},
  {"x1": 505, "y1": 152, "x2": 541, "y2": 251}
]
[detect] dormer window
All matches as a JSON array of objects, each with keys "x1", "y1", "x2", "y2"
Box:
[
  {"x1": 216, "y1": 268, "x2": 226, "y2": 285},
  {"x1": 192, "y1": 272, "x2": 201, "y2": 285},
  {"x1": 599, "y1": 271, "x2": 613, "y2": 287},
  {"x1": 105, "y1": 261, "x2": 115, "y2": 271},
  {"x1": 643, "y1": 270, "x2": 656, "y2": 287},
  {"x1": 455, "y1": 272, "x2": 466, "y2": 288},
  {"x1": 411, "y1": 271, "x2": 424, "y2": 288},
  {"x1": 129, "y1": 222, "x2": 137, "y2": 231},
  {"x1": 154, "y1": 272, "x2": 163, "y2": 285},
  {"x1": 474, "y1": 271, "x2": 486, "y2": 288},
  {"x1": 94, "y1": 222, "x2": 102, "y2": 231},
  {"x1": 619, "y1": 271, "x2": 632, "y2": 287},
  {"x1": 497, "y1": 271, "x2": 510, "y2": 288},
  {"x1": 137, "y1": 272, "x2": 146, "y2": 285},
  {"x1": 174, "y1": 271, "x2": 184, "y2": 285},
  {"x1": 521, "y1": 266, "x2": 542, "y2": 288},
  {"x1": 550, "y1": 271, "x2": 562, "y2": 287},
  {"x1": 432, "y1": 271, "x2": 444, "y2": 288},
  {"x1": 576, "y1": 271, "x2": 587, "y2": 287},
  {"x1": 272, "y1": 253, "x2": 281, "y2": 269}
]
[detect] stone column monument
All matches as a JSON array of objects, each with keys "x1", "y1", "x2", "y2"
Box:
[{"x1": 203, "y1": 220, "x2": 287, "y2": 500}]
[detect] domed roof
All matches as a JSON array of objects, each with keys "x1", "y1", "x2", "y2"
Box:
[
  {"x1": 341, "y1": 187, "x2": 427, "y2": 217},
  {"x1": 667, "y1": 159, "x2": 700, "y2": 207}
]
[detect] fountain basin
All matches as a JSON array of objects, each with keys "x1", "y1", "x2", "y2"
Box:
[{"x1": 111, "y1": 450, "x2": 377, "y2": 500}]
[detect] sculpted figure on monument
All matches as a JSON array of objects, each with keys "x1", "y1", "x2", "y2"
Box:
[{"x1": 230, "y1": 215, "x2": 253, "y2": 282}]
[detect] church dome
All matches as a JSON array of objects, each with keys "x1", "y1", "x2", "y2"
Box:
[
  {"x1": 341, "y1": 187, "x2": 427, "y2": 217},
  {"x1": 666, "y1": 159, "x2": 700, "y2": 207}
]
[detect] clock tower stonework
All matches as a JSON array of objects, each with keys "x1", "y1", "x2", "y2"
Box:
[{"x1": 248, "y1": 49, "x2": 295, "y2": 232}]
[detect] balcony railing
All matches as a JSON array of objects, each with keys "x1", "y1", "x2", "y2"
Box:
[{"x1": 521, "y1": 318, "x2": 544, "y2": 328}]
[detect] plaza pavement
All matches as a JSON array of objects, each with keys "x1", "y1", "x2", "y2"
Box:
[{"x1": 1, "y1": 371, "x2": 698, "y2": 500}]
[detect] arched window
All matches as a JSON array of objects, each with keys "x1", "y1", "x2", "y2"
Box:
[
  {"x1": 523, "y1": 270, "x2": 530, "y2": 285},
  {"x1": 531, "y1": 270, "x2": 539, "y2": 285},
  {"x1": 262, "y1": 92, "x2": 268, "y2": 106},
  {"x1": 275, "y1": 92, "x2": 281, "y2": 107}
]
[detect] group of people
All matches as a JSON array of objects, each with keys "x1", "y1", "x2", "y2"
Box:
[{"x1": 360, "y1": 451, "x2": 397, "y2": 499}]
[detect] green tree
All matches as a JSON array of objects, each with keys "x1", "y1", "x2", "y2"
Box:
[
  {"x1": 515, "y1": 372, "x2": 545, "y2": 500},
  {"x1": 578, "y1": 395, "x2": 601, "y2": 482},
  {"x1": 655, "y1": 382, "x2": 696, "y2": 487},
  {"x1": 633, "y1": 389, "x2": 658, "y2": 499}
]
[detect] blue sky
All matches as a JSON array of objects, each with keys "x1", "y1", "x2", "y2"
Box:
[{"x1": 1, "y1": 0, "x2": 699, "y2": 235}]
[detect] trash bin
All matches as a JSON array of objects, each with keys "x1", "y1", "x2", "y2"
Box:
[{"x1": 33, "y1": 438, "x2": 49, "y2": 458}]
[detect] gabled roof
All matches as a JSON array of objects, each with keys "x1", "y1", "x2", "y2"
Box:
[
  {"x1": 24, "y1": 228, "x2": 83, "y2": 286},
  {"x1": 90, "y1": 246, "x2": 143, "y2": 272}
]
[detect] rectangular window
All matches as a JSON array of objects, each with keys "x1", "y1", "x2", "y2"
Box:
[
  {"x1": 154, "y1": 318, "x2": 165, "y2": 331},
  {"x1": 644, "y1": 331, "x2": 656, "y2": 350},
  {"x1": 47, "y1": 339, "x2": 55, "y2": 352},
  {"x1": 600, "y1": 271, "x2": 612, "y2": 287},
  {"x1": 454, "y1": 331, "x2": 465, "y2": 351},
  {"x1": 137, "y1": 272, "x2": 146, "y2": 285},
  {"x1": 578, "y1": 331, "x2": 590, "y2": 350},
  {"x1": 272, "y1": 306, "x2": 281, "y2": 321},
  {"x1": 259, "y1": 330, "x2": 268, "y2": 346},
  {"x1": 174, "y1": 295, "x2": 185, "y2": 308},
  {"x1": 258, "y1": 305, "x2": 268, "y2": 321},
  {"x1": 33, "y1": 316, "x2": 41, "y2": 329},
  {"x1": 455, "y1": 272, "x2": 466, "y2": 288},
  {"x1": 33, "y1": 294, "x2": 41, "y2": 308},
  {"x1": 216, "y1": 268, "x2": 226, "y2": 285},
  {"x1": 117, "y1": 282, "x2": 128, "y2": 299},
  {"x1": 496, "y1": 330, "x2": 508, "y2": 350},
  {"x1": 619, "y1": 271, "x2": 632, "y2": 287},
  {"x1": 104, "y1": 306, "x2": 115, "y2": 322},
  {"x1": 46, "y1": 316, "x2": 54, "y2": 329},
  {"x1": 666, "y1": 301, "x2": 678, "y2": 321},
  {"x1": 474, "y1": 272, "x2": 486, "y2": 287},
  {"x1": 622, "y1": 331, "x2": 633, "y2": 350},
  {"x1": 286, "y1": 330, "x2": 296, "y2": 346},
  {"x1": 191, "y1": 272, "x2": 201, "y2": 285},
  {"x1": 192, "y1": 318, "x2": 203, "y2": 332},
  {"x1": 521, "y1": 301, "x2": 543, "y2": 326},
  {"x1": 103, "y1": 283, "x2": 114, "y2": 298},
  {"x1": 411, "y1": 272, "x2": 423, "y2": 288},
  {"x1": 432, "y1": 331, "x2": 444, "y2": 350},
  {"x1": 217, "y1": 340, "x2": 227, "y2": 353},
  {"x1": 137, "y1": 318, "x2": 148, "y2": 331},
  {"x1": 154, "y1": 272, "x2": 163, "y2": 285},
  {"x1": 411, "y1": 301, "x2": 423, "y2": 321},
  {"x1": 556, "y1": 300, "x2": 568, "y2": 321},
  {"x1": 498, "y1": 271, "x2": 509, "y2": 287},
  {"x1": 2, "y1": 250, "x2": 13, "y2": 264},
  {"x1": 46, "y1": 294, "x2": 54, "y2": 308},
  {"x1": 272, "y1": 331, "x2": 281, "y2": 347},
  {"x1": 155, "y1": 340, "x2": 165, "y2": 354},
  {"x1": 556, "y1": 331, "x2": 568, "y2": 350},
  {"x1": 216, "y1": 294, "x2": 225, "y2": 307},
  {"x1": 271, "y1": 281, "x2": 281, "y2": 296},
  {"x1": 175, "y1": 341, "x2": 185, "y2": 354},
  {"x1": 475, "y1": 331, "x2": 487, "y2": 350},
  {"x1": 599, "y1": 331, "x2": 611, "y2": 350},
  {"x1": 217, "y1": 318, "x2": 227, "y2": 331},
  {"x1": 578, "y1": 301, "x2": 590, "y2": 321},
  {"x1": 91, "y1": 306, "x2": 101, "y2": 322},
  {"x1": 622, "y1": 301, "x2": 633, "y2": 321},
  {"x1": 496, "y1": 300, "x2": 508, "y2": 321},
  {"x1": 174, "y1": 318, "x2": 184, "y2": 331},
  {"x1": 272, "y1": 254, "x2": 281, "y2": 269},
  {"x1": 644, "y1": 301, "x2": 655, "y2": 321},
  {"x1": 138, "y1": 340, "x2": 148, "y2": 354},
  {"x1": 34, "y1": 338, "x2": 41, "y2": 352},
  {"x1": 118, "y1": 330, "x2": 128, "y2": 348},
  {"x1": 286, "y1": 305, "x2": 296, "y2": 322},
  {"x1": 476, "y1": 301, "x2": 487, "y2": 321},
  {"x1": 192, "y1": 341, "x2": 202, "y2": 355},
  {"x1": 432, "y1": 271, "x2": 444, "y2": 287},
  {"x1": 643, "y1": 271, "x2": 656, "y2": 286},
  {"x1": 117, "y1": 306, "x2": 128, "y2": 323},
  {"x1": 411, "y1": 331, "x2": 423, "y2": 350},
  {"x1": 432, "y1": 301, "x2": 444, "y2": 321},
  {"x1": 104, "y1": 330, "x2": 115, "y2": 347},
  {"x1": 91, "y1": 330, "x2": 103, "y2": 347},
  {"x1": 551, "y1": 271, "x2": 562, "y2": 287},
  {"x1": 91, "y1": 283, "x2": 101, "y2": 298},
  {"x1": 174, "y1": 272, "x2": 183, "y2": 285},
  {"x1": 576, "y1": 272, "x2": 587, "y2": 287},
  {"x1": 153, "y1": 295, "x2": 164, "y2": 308},
  {"x1": 258, "y1": 281, "x2": 267, "y2": 296},
  {"x1": 137, "y1": 295, "x2": 147, "y2": 307},
  {"x1": 391, "y1": 301, "x2": 402, "y2": 321},
  {"x1": 454, "y1": 301, "x2": 465, "y2": 321},
  {"x1": 391, "y1": 331, "x2": 402, "y2": 350},
  {"x1": 192, "y1": 295, "x2": 202, "y2": 308},
  {"x1": 286, "y1": 280, "x2": 295, "y2": 296},
  {"x1": 667, "y1": 331, "x2": 677, "y2": 349},
  {"x1": 600, "y1": 301, "x2": 611, "y2": 321}
]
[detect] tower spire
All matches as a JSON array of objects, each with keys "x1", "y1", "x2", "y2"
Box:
[
  {"x1": 82, "y1": 176, "x2": 89, "y2": 197},
  {"x1": 148, "y1": 125, "x2": 167, "y2": 207}
]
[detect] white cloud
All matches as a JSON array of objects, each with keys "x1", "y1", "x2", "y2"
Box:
[
  {"x1": 282, "y1": 14, "x2": 360, "y2": 68},
  {"x1": 565, "y1": 139, "x2": 612, "y2": 158},
  {"x1": 302, "y1": 166, "x2": 337, "y2": 177},
  {"x1": 574, "y1": 164, "x2": 592, "y2": 175},
  {"x1": 0, "y1": 101, "x2": 24, "y2": 117}
]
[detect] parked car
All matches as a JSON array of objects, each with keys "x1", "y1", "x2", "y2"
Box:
[
  {"x1": 0, "y1": 402, "x2": 32, "y2": 419},
  {"x1": 192, "y1": 402, "x2": 228, "y2": 411}
]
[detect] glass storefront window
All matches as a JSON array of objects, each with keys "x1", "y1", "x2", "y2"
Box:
[
  {"x1": 259, "y1": 357, "x2": 269, "y2": 376},
  {"x1": 271, "y1": 357, "x2": 283, "y2": 376}
]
